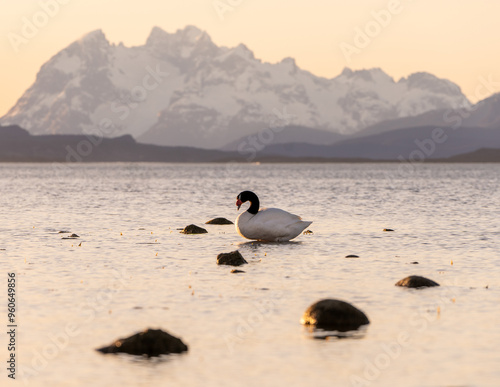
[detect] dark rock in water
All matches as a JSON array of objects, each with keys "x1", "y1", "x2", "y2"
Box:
[
  {"x1": 58, "y1": 231, "x2": 71, "y2": 234},
  {"x1": 410, "y1": 261, "x2": 419, "y2": 265},
  {"x1": 301, "y1": 299, "x2": 369, "y2": 331},
  {"x1": 345, "y1": 254, "x2": 359, "y2": 258},
  {"x1": 62, "y1": 233, "x2": 79, "y2": 239},
  {"x1": 303, "y1": 230, "x2": 313, "y2": 234},
  {"x1": 96, "y1": 328, "x2": 188, "y2": 357},
  {"x1": 180, "y1": 224, "x2": 207, "y2": 234},
  {"x1": 205, "y1": 217, "x2": 234, "y2": 225},
  {"x1": 230, "y1": 269, "x2": 246, "y2": 274},
  {"x1": 383, "y1": 228, "x2": 394, "y2": 232},
  {"x1": 395, "y1": 275, "x2": 439, "y2": 288},
  {"x1": 217, "y1": 250, "x2": 247, "y2": 266}
]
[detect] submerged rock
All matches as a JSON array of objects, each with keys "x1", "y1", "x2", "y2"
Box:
[
  {"x1": 301, "y1": 299, "x2": 369, "y2": 331},
  {"x1": 230, "y1": 269, "x2": 246, "y2": 274},
  {"x1": 205, "y1": 217, "x2": 234, "y2": 225},
  {"x1": 345, "y1": 254, "x2": 359, "y2": 258},
  {"x1": 96, "y1": 328, "x2": 188, "y2": 357},
  {"x1": 395, "y1": 275, "x2": 439, "y2": 288},
  {"x1": 217, "y1": 250, "x2": 247, "y2": 266},
  {"x1": 180, "y1": 224, "x2": 207, "y2": 234},
  {"x1": 383, "y1": 229, "x2": 395, "y2": 232},
  {"x1": 303, "y1": 230, "x2": 313, "y2": 234},
  {"x1": 62, "y1": 233, "x2": 79, "y2": 239}
]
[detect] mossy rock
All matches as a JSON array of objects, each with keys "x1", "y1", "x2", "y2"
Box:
[
  {"x1": 180, "y1": 224, "x2": 207, "y2": 234},
  {"x1": 301, "y1": 299, "x2": 369, "y2": 331},
  {"x1": 62, "y1": 233, "x2": 79, "y2": 239},
  {"x1": 217, "y1": 250, "x2": 247, "y2": 266},
  {"x1": 205, "y1": 217, "x2": 234, "y2": 225},
  {"x1": 96, "y1": 328, "x2": 188, "y2": 357},
  {"x1": 395, "y1": 275, "x2": 439, "y2": 288}
]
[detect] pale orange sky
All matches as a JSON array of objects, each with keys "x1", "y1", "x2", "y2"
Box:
[{"x1": 1, "y1": 0, "x2": 500, "y2": 116}]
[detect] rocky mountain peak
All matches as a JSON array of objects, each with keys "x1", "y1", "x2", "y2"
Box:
[
  {"x1": 146, "y1": 25, "x2": 218, "y2": 61},
  {"x1": 400, "y1": 72, "x2": 462, "y2": 96},
  {"x1": 77, "y1": 29, "x2": 108, "y2": 44}
]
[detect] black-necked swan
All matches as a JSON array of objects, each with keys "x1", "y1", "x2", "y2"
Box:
[{"x1": 235, "y1": 191, "x2": 312, "y2": 242}]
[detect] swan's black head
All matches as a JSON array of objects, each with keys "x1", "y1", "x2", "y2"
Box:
[{"x1": 236, "y1": 191, "x2": 260, "y2": 214}]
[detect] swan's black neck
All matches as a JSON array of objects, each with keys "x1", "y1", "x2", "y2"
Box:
[
  {"x1": 247, "y1": 196, "x2": 260, "y2": 215},
  {"x1": 238, "y1": 191, "x2": 260, "y2": 215}
]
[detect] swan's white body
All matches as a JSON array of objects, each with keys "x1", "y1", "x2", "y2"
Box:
[{"x1": 236, "y1": 207, "x2": 312, "y2": 242}]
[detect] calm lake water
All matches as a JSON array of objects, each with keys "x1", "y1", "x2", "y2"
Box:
[{"x1": 1, "y1": 163, "x2": 499, "y2": 387}]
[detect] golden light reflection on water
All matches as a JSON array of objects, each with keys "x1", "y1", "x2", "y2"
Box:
[{"x1": 0, "y1": 163, "x2": 499, "y2": 386}]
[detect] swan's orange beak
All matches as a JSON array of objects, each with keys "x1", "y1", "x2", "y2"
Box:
[{"x1": 236, "y1": 199, "x2": 242, "y2": 210}]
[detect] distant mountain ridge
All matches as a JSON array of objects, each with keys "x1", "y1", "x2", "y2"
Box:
[
  {"x1": 220, "y1": 125, "x2": 347, "y2": 151},
  {"x1": 354, "y1": 92, "x2": 500, "y2": 138},
  {"x1": 0, "y1": 26, "x2": 470, "y2": 148},
  {"x1": 0, "y1": 125, "x2": 239, "y2": 162},
  {"x1": 3, "y1": 124, "x2": 500, "y2": 163},
  {"x1": 228, "y1": 92, "x2": 500, "y2": 159},
  {"x1": 253, "y1": 124, "x2": 500, "y2": 160}
]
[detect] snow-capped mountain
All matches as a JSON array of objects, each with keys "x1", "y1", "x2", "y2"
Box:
[{"x1": 0, "y1": 26, "x2": 470, "y2": 148}]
